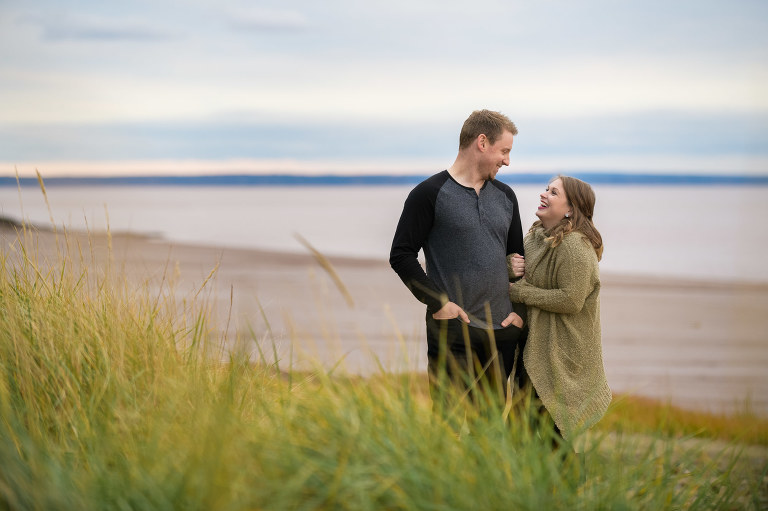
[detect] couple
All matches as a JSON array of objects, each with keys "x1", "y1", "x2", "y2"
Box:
[{"x1": 389, "y1": 109, "x2": 611, "y2": 443}]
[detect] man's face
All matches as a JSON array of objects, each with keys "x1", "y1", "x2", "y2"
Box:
[{"x1": 480, "y1": 130, "x2": 514, "y2": 180}]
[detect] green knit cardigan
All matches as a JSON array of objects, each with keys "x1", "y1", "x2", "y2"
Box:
[{"x1": 508, "y1": 227, "x2": 612, "y2": 440}]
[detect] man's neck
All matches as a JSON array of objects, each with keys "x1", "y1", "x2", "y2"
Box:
[{"x1": 447, "y1": 160, "x2": 486, "y2": 194}]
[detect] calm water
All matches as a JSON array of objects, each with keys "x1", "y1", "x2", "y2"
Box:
[{"x1": 2, "y1": 184, "x2": 767, "y2": 283}]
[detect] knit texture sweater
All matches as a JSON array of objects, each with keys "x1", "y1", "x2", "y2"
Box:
[{"x1": 508, "y1": 227, "x2": 611, "y2": 440}]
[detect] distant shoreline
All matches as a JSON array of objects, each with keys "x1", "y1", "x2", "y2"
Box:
[{"x1": 2, "y1": 172, "x2": 768, "y2": 187}]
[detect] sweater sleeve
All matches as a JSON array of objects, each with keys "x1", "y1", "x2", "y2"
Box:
[
  {"x1": 508, "y1": 236, "x2": 595, "y2": 314},
  {"x1": 389, "y1": 179, "x2": 447, "y2": 312}
]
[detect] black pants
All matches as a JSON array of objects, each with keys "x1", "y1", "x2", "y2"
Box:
[{"x1": 426, "y1": 314, "x2": 522, "y2": 408}]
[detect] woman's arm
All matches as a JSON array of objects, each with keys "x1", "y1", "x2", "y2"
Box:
[{"x1": 508, "y1": 237, "x2": 596, "y2": 314}]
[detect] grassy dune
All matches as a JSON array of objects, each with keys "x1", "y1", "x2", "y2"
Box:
[{"x1": 1, "y1": 216, "x2": 767, "y2": 509}]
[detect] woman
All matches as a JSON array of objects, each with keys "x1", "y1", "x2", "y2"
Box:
[{"x1": 508, "y1": 175, "x2": 611, "y2": 444}]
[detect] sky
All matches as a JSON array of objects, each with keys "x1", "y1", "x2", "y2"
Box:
[{"x1": 1, "y1": 0, "x2": 767, "y2": 176}]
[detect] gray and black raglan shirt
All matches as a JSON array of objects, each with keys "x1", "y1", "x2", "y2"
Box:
[{"x1": 390, "y1": 170, "x2": 524, "y2": 329}]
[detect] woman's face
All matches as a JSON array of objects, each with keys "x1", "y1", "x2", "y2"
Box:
[{"x1": 536, "y1": 178, "x2": 573, "y2": 229}]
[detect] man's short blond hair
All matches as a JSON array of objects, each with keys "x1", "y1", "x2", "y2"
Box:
[{"x1": 459, "y1": 109, "x2": 518, "y2": 150}]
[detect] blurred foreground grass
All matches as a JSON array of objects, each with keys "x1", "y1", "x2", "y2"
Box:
[{"x1": 1, "y1": 219, "x2": 767, "y2": 510}]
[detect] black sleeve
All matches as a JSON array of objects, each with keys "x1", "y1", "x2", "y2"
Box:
[
  {"x1": 501, "y1": 185, "x2": 527, "y2": 318},
  {"x1": 504, "y1": 188, "x2": 525, "y2": 258},
  {"x1": 389, "y1": 178, "x2": 447, "y2": 312}
]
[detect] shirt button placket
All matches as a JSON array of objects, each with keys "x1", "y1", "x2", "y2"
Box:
[{"x1": 477, "y1": 191, "x2": 485, "y2": 224}]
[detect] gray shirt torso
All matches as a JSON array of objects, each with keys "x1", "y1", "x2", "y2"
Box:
[{"x1": 425, "y1": 175, "x2": 518, "y2": 328}]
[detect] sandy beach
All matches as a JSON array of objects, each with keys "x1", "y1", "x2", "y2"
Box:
[{"x1": 2, "y1": 223, "x2": 767, "y2": 417}]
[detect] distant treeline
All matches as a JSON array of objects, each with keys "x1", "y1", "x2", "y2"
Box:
[{"x1": 2, "y1": 173, "x2": 768, "y2": 187}]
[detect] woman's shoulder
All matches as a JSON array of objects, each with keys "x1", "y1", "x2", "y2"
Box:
[
  {"x1": 561, "y1": 229, "x2": 591, "y2": 243},
  {"x1": 560, "y1": 231, "x2": 598, "y2": 259},
  {"x1": 525, "y1": 225, "x2": 546, "y2": 240}
]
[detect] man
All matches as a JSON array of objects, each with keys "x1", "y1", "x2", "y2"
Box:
[{"x1": 390, "y1": 109, "x2": 525, "y2": 406}]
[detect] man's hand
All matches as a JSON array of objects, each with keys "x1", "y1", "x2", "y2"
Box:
[
  {"x1": 501, "y1": 312, "x2": 524, "y2": 328},
  {"x1": 432, "y1": 301, "x2": 470, "y2": 323},
  {"x1": 509, "y1": 254, "x2": 525, "y2": 278}
]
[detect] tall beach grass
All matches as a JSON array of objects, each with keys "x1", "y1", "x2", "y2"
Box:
[{"x1": 0, "y1": 182, "x2": 766, "y2": 510}]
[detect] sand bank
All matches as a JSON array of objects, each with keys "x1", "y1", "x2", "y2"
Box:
[{"x1": 2, "y1": 224, "x2": 767, "y2": 417}]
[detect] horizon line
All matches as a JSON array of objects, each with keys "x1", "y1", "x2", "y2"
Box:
[{"x1": 2, "y1": 172, "x2": 768, "y2": 187}]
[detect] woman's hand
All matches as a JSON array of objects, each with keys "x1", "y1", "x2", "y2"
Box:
[
  {"x1": 501, "y1": 312, "x2": 524, "y2": 328},
  {"x1": 509, "y1": 253, "x2": 525, "y2": 278}
]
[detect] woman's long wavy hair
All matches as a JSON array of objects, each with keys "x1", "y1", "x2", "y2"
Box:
[{"x1": 530, "y1": 175, "x2": 604, "y2": 261}]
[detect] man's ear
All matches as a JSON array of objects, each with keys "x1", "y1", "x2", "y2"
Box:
[{"x1": 476, "y1": 134, "x2": 487, "y2": 151}]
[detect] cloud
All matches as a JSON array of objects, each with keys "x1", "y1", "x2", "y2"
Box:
[
  {"x1": 20, "y1": 12, "x2": 173, "y2": 42},
  {"x1": 226, "y1": 8, "x2": 311, "y2": 32},
  {"x1": 1, "y1": 111, "x2": 766, "y2": 164},
  {"x1": 1, "y1": 0, "x2": 766, "y2": 171}
]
